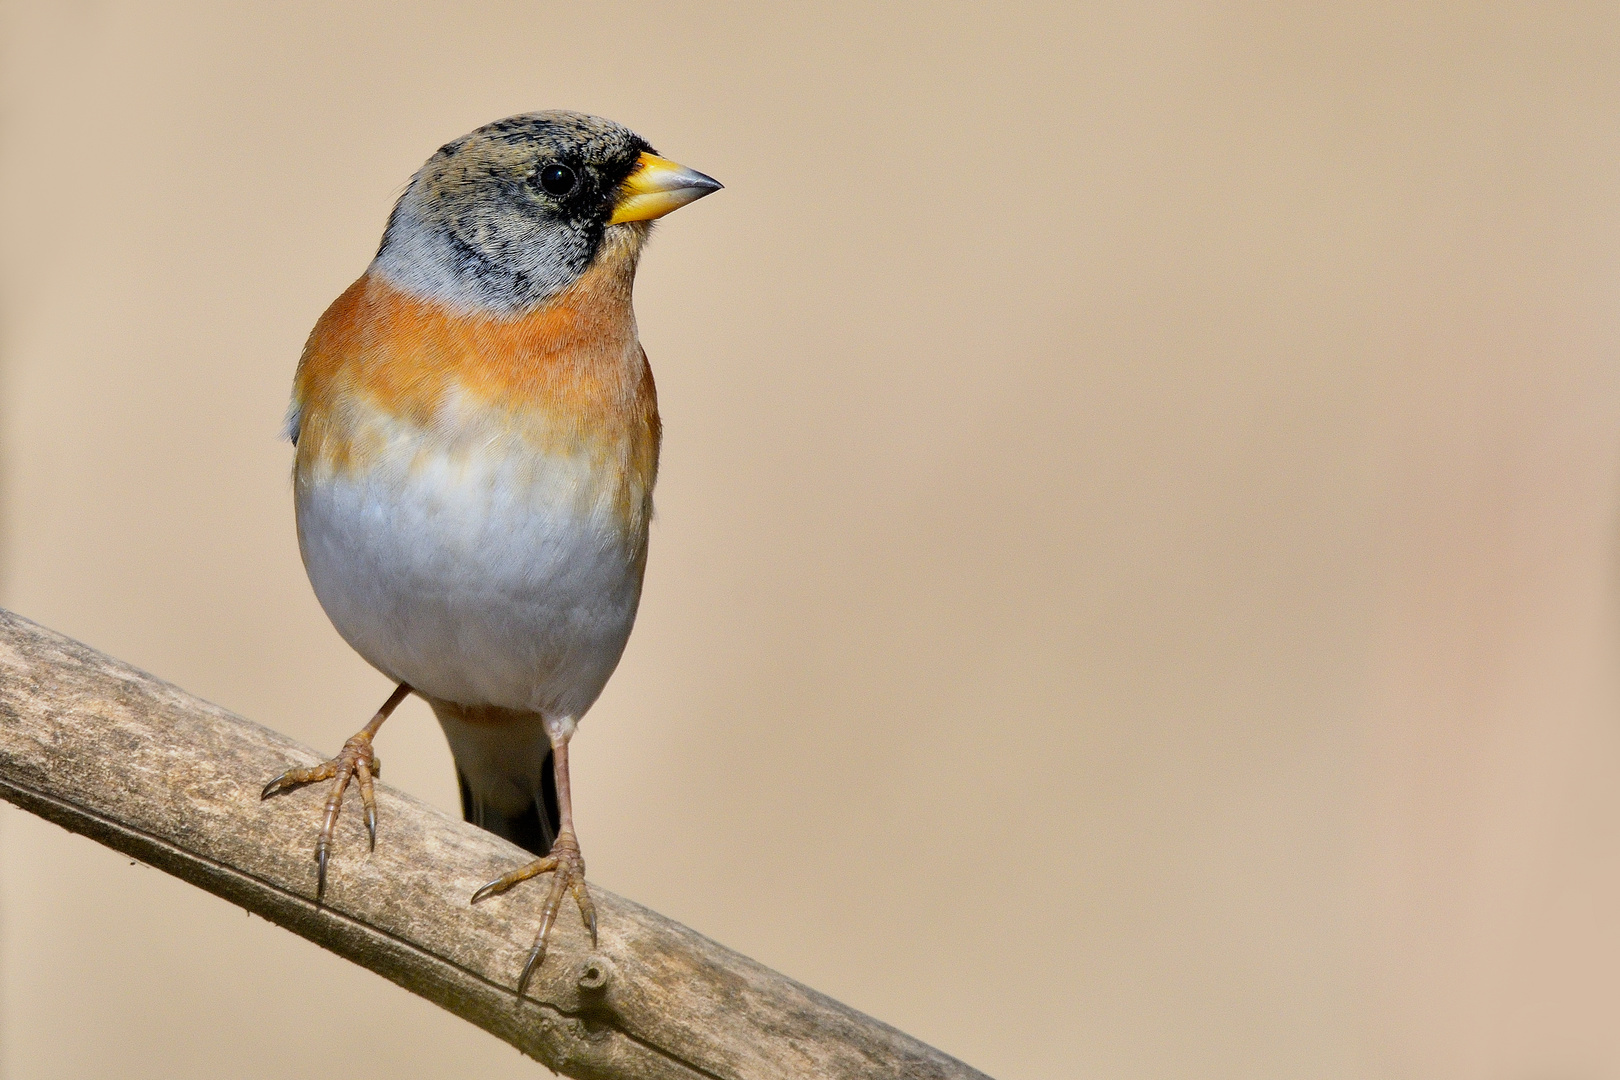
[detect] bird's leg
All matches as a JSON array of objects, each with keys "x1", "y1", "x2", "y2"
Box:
[
  {"x1": 471, "y1": 715, "x2": 595, "y2": 997},
  {"x1": 262, "y1": 682, "x2": 411, "y2": 903}
]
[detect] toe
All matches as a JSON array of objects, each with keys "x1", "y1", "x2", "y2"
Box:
[
  {"x1": 572, "y1": 878, "x2": 597, "y2": 946},
  {"x1": 261, "y1": 760, "x2": 337, "y2": 799},
  {"x1": 471, "y1": 855, "x2": 557, "y2": 904}
]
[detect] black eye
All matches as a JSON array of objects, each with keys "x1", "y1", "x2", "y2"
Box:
[{"x1": 539, "y1": 164, "x2": 576, "y2": 196}]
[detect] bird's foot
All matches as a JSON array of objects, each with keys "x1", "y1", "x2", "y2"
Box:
[
  {"x1": 472, "y1": 827, "x2": 596, "y2": 996},
  {"x1": 261, "y1": 730, "x2": 381, "y2": 903}
]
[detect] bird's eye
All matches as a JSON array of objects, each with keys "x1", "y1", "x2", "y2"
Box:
[{"x1": 539, "y1": 164, "x2": 577, "y2": 196}]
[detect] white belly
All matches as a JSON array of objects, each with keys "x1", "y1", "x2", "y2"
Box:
[{"x1": 295, "y1": 436, "x2": 649, "y2": 719}]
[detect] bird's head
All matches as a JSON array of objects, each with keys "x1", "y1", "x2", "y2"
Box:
[{"x1": 371, "y1": 111, "x2": 721, "y2": 314}]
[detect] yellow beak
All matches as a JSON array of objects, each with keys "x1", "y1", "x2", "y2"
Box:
[{"x1": 609, "y1": 152, "x2": 723, "y2": 225}]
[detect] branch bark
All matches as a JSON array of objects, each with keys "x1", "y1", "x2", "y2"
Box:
[{"x1": 0, "y1": 609, "x2": 989, "y2": 1080}]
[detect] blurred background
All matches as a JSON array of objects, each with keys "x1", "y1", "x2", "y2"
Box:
[{"x1": 2, "y1": 3, "x2": 1619, "y2": 1078}]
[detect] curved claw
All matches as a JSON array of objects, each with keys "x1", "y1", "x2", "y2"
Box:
[
  {"x1": 365, "y1": 806, "x2": 378, "y2": 851},
  {"x1": 517, "y1": 944, "x2": 546, "y2": 998},
  {"x1": 261, "y1": 771, "x2": 295, "y2": 800},
  {"x1": 316, "y1": 844, "x2": 330, "y2": 905}
]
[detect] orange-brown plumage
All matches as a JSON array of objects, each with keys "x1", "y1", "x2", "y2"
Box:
[{"x1": 294, "y1": 248, "x2": 659, "y2": 489}]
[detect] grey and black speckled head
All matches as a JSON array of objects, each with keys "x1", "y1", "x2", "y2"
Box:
[{"x1": 370, "y1": 112, "x2": 666, "y2": 313}]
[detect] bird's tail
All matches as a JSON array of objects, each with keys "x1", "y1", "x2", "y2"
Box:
[
  {"x1": 456, "y1": 756, "x2": 559, "y2": 857},
  {"x1": 429, "y1": 700, "x2": 561, "y2": 858}
]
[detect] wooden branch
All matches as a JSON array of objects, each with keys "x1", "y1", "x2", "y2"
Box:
[{"x1": 0, "y1": 609, "x2": 989, "y2": 1080}]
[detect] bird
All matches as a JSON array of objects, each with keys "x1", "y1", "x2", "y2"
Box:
[{"x1": 259, "y1": 111, "x2": 720, "y2": 993}]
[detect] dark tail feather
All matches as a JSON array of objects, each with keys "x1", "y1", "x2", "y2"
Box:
[{"x1": 456, "y1": 747, "x2": 560, "y2": 857}]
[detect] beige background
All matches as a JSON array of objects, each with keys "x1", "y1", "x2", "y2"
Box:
[{"x1": 3, "y1": 3, "x2": 1619, "y2": 1078}]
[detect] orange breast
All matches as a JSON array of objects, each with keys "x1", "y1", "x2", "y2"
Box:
[{"x1": 290, "y1": 251, "x2": 661, "y2": 525}]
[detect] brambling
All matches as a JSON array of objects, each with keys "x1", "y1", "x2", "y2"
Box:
[{"x1": 261, "y1": 111, "x2": 720, "y2": 991}]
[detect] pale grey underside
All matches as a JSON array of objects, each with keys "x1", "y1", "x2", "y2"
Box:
[{"x1": 295, "y1": 434, "x2": 648, "y2": 723}]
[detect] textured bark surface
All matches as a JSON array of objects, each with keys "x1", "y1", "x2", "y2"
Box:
[{"x1": 0, "y1": 609, "x2": 990, "y2": 1080}]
